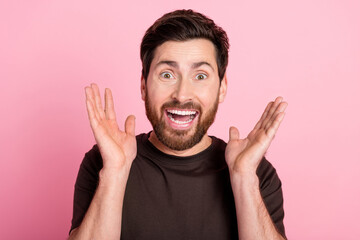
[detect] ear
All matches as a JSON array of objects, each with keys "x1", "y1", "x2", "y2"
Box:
[
  {"x1": 141, "y1": 75, "x2": 146, "y2": 101},
  {"x1": 218, "y1": 74, "x2": 227, "y2": 103}
]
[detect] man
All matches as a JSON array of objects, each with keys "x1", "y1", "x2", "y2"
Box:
[{"x1": 69, "y1": 9, "x2": 288, "y2": 240}]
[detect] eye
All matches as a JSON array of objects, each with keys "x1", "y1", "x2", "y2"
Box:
[
  {"x1": 160, "y1": 72, "x2": 174, "y2": 79},
  {"x1": 195, "y1": 73, "x2": 207, "y2": 80}
]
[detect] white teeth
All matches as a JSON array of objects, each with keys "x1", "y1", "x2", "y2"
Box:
[
  {"x1": 167, "y1": 109, "x2": 196, "y2": 115},
  {"x1": 168, "y1": 115, "x2": 193, "y2": 124},
  {"x1": 166, "y1": 109, "x2": 197, "y2": 125}
]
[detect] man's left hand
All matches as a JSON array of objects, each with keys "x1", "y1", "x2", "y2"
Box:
[{"x1": 225, "y1": 97, "x2": 288, "y2": 176}]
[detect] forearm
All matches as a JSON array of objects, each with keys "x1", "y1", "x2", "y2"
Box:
[
  {"x1": 69, "y1": 168, "x2": 130, "y2": 240},
  {"x1": 230, "y1": 172, "x2": 285, "y2": 240}
]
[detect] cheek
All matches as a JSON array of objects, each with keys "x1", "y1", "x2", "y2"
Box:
[
  {"x1": 197, "y1": 88, "x2": 219, "y2": 107},
  {"x1": 146, "y1": 86, "x2": 169, "y2": 111},
  {"x1": 147, "y1": 80, "x2": 173, "y2": 101}
]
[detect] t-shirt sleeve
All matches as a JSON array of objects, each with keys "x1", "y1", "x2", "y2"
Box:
[
  {"x1": 256, "y1": 157, "x2": 287, "y2": 239},
  {"x1": 69, "y1": 145, "x2": 103, "y2": 234}
]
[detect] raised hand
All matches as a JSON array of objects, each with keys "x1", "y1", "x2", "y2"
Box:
[
  {"x1": 85, "y1": 83, "x2": 137, "y2": 171},
  {"x1": 225, "y1": 97, "x2": 287, "y2": 175}
]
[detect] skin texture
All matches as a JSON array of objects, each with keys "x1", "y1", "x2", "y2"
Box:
[
  {"x1": 226, "y1": 96, "x2": 287, "y2": 240},
  {"x1": 69, "y1": 84, "x2": 137, "y2": 239},
  {"x1": 226, "y1": 96, "x2": 287, "y2": 175},
  {"x1": 141, "y1": 39, "x2": 227, "y2": 156},
  {"x1": 69, "y1": 39, "x2": 287, "y2": 240}
]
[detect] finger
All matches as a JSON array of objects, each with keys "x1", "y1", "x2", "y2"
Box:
[
  {"x1": 260, "y1": 96, "x2": 283, "y2": 129},
  {"x1": 228, "y1": 126, "x2": 239, "y2": 142},
  {"x1": 85, "y1": 86, "x2": 101, "y2": 120},
  {"x1": 265, "y1": 101, "x2": 288, "y2": 130},
  {"x1": 85, "y1": 95, "x2": 99, "y2": 129},
  {"x1": 254, "y1": 101, "x2": 273, "y2": 130},
  {"x1": 105, "y1": 88, "x2": 117, "y2": 120},
  {"x1": 91, "y1": 83, "x2": 105, "y2": 119},
  {"x1": 266, "y1": 112, "x2": 285, "y2": 138},
  {"x1": 125, "y1": 115, "x2": 136, "y2": 136}
]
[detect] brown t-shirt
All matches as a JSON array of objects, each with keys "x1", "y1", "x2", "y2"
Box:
[{"x1": 70, "y1": 132, "x2": 286, "y2": 239}]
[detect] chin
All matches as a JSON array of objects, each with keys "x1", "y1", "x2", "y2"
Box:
[{"x1": 154, "y1": 124, "x2": 206, "y2": 151}]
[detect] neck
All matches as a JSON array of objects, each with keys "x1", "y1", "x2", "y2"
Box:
[{"x1": 148, "y1": 131, "x2": 212, "y2": 157}]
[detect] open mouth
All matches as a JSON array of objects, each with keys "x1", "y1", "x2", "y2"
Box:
[{"x1": 165, "y1": 109, "x2": 199, "y2": 125}]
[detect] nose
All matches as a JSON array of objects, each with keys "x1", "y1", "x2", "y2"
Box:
[{"x1": 171, "y1": 78, "x2": 194, "y2": 103}]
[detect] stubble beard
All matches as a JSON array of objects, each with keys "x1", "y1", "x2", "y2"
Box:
[{"x1": 145, "y1": 91, "x2": 219, "y2": 151}]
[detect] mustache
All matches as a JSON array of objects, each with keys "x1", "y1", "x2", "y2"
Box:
[{"x1": 161, "y1": 100, "x2": 201, "y2": 111}]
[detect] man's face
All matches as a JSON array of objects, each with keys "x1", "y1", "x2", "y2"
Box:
[{"x1": 141, "y1": 39, "x2": 227, "y2": 151}]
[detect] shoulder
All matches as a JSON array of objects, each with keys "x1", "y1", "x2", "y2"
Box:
[
  {"x1": 135, "y1": 132, "x2": 151, "y2": 150},
  {"x1": 256, "y1": 158, "x2": 286, "y2": 237},
  {"x1": 256, "y1": 157, "x2": 283, "y2": 197},
  {"x1": 77, "y1": 144, "x2": 103, "y2": 182},
  {"x1": 257, "y1": 157, "x2": 277, "y2": 178},
  {"x1": 210, "y1": 135, "x2": 227, "y2": 153}
]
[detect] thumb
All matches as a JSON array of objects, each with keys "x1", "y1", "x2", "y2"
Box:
[
  {"x1": 228, "y1": 126, "x2": 239, "y2": 142},
  {"x1": 125, "y1": 115, "x2": 136, "y2": 136}
]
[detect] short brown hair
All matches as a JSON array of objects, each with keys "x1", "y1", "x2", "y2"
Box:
[{"x1": 140, "y1": 9, "x2": 229, "y2": 82}]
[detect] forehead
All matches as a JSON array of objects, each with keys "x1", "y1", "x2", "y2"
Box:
[{"x1": 151, "y1": 39, "x2": 217, "y2": 70}]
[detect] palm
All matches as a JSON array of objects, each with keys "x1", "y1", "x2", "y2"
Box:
[
  {"x1": 85, "y1": 84, "x2": 136, "y2": 171},
  {"x1": 225, "y1": 97, "x2": 287, "y2": 174}
]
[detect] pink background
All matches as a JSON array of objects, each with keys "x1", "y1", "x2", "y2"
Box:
[{"x1": 1, "y1": 0, "x2": 359, "y2": 239}]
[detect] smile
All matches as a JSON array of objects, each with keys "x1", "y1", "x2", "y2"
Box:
[{"x1": 165, "y1": 109, "x2": 199, "y2": 127}]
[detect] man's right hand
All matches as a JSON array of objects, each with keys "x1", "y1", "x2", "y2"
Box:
[
  {"x1": 68, "y1": 84, "x2": 136, "y2": 240},
  {"x1": 85, "y1": 83, "x2": 137, "y2": 172}
]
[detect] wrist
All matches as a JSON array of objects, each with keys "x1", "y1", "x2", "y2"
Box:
[
  {"x1": 99, "y1": 167, "x2": 131, "y2": 186},
  {"x1": 227, "y1": 155, "x2": 262, "y2": 177},
  {"x1": 229, "y1": 171, "x2": 259, "y2": 190}
]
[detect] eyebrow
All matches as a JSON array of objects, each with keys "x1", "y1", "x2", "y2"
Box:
[
  {"x1": 192, "y1": 61, "x2": 214, "y2": 71},
  {"x1": 155, "y1": 60, "x2": 215, "y2": 71},
  {"x1": 156, "y1": 61, "x2": 179, "y2": 69}
]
